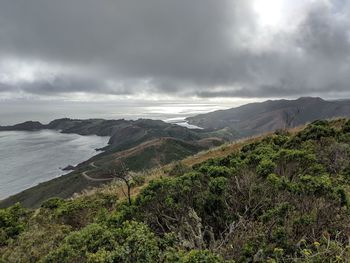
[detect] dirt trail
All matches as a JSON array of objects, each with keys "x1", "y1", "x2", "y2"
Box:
[{"x1": 82, "y1": 162, "x2": 114, "y2": 182}]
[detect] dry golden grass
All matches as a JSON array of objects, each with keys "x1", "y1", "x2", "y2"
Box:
[
  {"x1": 74, "y1": 125, "x2": 308, "y2": 202},
  {"x1": 182, "y1": 136, "x2": 262, "y2": 167},
  {"x1": 73, "y1": 167, "x2": 166, "y2": 201},
  {"x1": 74, "y1": 136, "x2": 268, "y2": 201}
]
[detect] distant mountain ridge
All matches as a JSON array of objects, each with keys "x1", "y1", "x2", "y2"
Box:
[{"x1": 187, "y1": 97, "x2": 350, "y2": 137}]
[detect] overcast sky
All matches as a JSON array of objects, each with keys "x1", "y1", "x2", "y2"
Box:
[{"x1": 0, "y1": 0, "x2": 349, "y2": 122}]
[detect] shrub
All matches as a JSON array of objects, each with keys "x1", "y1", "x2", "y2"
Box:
[
  {"x1": 297, "y1": 122, "x2": 337, "y2": 141},
  {"x1": 342, "y1": 120, "x2": 350, "y2": 133},
  {"x1": 0, "y1": 203, "x2": 28, "y2": 246},
  {"x1": 41, "y1": 197, "x2": 65, "y2": 209},
  {"x1": 199, "y1": 165, "x2": 234, "y2": 178},
  {"x1": 169, "y1": 162, "x2": 191, "y2": 176},
  {"x1": 132, "y1": 174, "x2": 146, "y2": 186},
  {"x1": 44, "y1": 221, "x2": 160, "y2": 263},
  {"x1": 208, "y1": 177, "x2": 228, "y2": 195},
  {"x1": 256, "y1": 159, "x2": 277, "y2": 177}
]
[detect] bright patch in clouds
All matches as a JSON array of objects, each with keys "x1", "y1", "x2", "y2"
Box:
[
  {"x1": 253, "y1": 0, "x2": 284, "y2": 28},
  {"x1": 253, "y1": 0, "x2": 321, "y2": 32},
  {"x1": 0, "y1": 59, "x2": 64, "y2": 85}
]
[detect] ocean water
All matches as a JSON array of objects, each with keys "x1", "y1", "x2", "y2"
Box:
[
  {"x1": 0, "y1": 100, "x2": 231, "y2": 125},
  {"x1": 0, "y1": 130, "x2": 109, "y2": 200}
]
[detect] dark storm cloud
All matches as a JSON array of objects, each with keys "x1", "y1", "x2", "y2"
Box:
[
  {"x1": 297, "y1": 3, "x2": 350, "y2": 60},
  {"x1": 0, "y1": 0, "x2": 233, "y2": 77},
  {"x1": 0, "y1": 0, "x2": 349, "y2": 99}
]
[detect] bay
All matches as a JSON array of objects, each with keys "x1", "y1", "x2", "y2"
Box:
[{"x1": 0, "y1": 130, "x2": 109, "y2": 199}]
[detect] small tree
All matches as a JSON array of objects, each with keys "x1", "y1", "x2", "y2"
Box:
[{"x1": 111, "y1": 161, "x2": 133, "y2": 205}]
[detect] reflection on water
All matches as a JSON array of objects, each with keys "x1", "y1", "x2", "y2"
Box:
[
  {"x1": 0, "y1": 100, "x2": 241, "y2": 125},
  {"x1": 166, "y1": 117, "x2": 203, "y2": 129}
]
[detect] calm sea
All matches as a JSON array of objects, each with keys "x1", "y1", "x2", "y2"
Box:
[{"x1": 0, "y1": 130, "x2": 109, "y2": 199}]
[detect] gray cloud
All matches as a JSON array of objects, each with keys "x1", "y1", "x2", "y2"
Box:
[
  {"x1": 0, "y1": 0, "x2": 350, "y2": 99},
  {"x1": 297, "y1": 2, "x2": 350, "y2": 60}
]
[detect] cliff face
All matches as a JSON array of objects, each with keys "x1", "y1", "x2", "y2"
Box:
[{"x1": 187, "y1": 97, "x2": 350, "y2": 137}]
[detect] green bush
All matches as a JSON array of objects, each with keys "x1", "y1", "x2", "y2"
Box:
[
  {"x1": 342, "y1": 120, "x2": 350, "y2": 133},
  {"x1": 41, "y1": 197, "x2": 65, "y2": 209},
  {"x1": 168, "y1": 162, "x2": 191, "y2": 176},
  {"x1": 132, "y1": 174, "x2": 146, "y2": 186},
  {"x1": 0, "y1": 203, "x2": 28, "y2": 246},
  {"x1": 256, "y1": 159, "x2": 276, "y2": 177},
  {"x1": 208, "y1": 177, "x2": 228, "y2": 195},
  {"x1": 199, "y1": 165, "x2": 234, "y2": 178},
  {"x1": 44, "y1": 221, "x2": 160, "y2": 263},
  {"x1": 297, "y1": 122, "x2": 337, "y2": 141}
]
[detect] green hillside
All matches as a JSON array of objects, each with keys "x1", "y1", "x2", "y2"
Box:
[
  {"x1": 0, "y1": 137, "x2": 222, "y2": 208},
  {"x1": 1, "y1": 119, "x2": 350, "y2": 262}
]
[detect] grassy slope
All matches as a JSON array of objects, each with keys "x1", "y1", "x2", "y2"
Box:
[
  {"x1": 2, "y1": 119, "x2": 350, "y2": 262},
  {"x1": 0, "y1": 137, "x2": 219, "y2": 208}
]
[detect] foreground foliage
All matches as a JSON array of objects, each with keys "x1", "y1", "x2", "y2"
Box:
[{"x1": 2, "y1": 119, "x2": 350, "y2": 262}]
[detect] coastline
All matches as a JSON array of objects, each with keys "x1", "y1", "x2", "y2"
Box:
[{"x1": 0, "y1": 130, "x2": 109, "y2": 200}]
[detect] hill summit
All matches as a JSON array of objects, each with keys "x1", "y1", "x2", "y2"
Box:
[{"x1": 187, "y1": 97, "x2": 350, "y2": 137}]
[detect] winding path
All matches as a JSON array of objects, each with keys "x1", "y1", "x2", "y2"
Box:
[{"x1": 82, "y1": 162, "x2": 114, "y2": 182}]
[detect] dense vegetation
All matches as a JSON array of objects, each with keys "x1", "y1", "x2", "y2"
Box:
[{"x1": 2, "y1": 119, "x2": 350, "y2": 262}]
